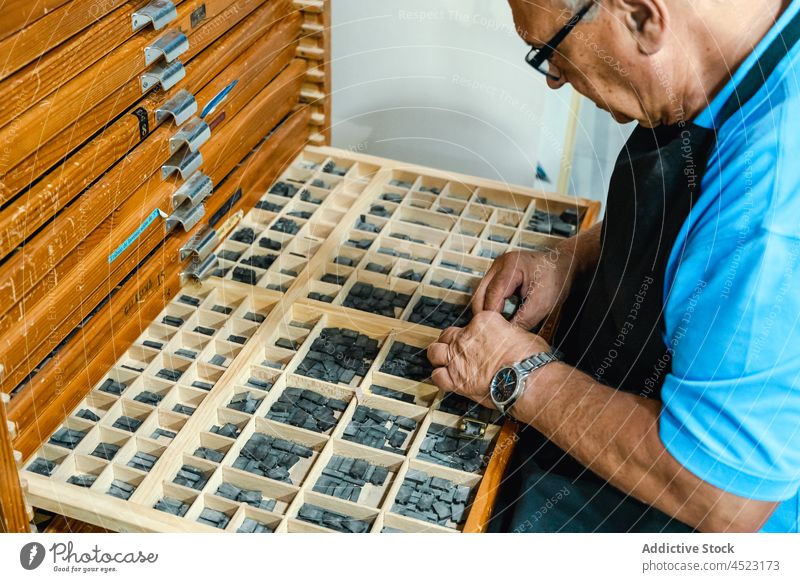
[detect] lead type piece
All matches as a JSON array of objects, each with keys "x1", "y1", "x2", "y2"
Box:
[
  {"x1": 295, "y1": 328, "x2": 380, "y2": 385},
  {"x1": 265, "y1": 387, "x2": 348, "y2": 433},
  {"x1": 232, "y1": 432, "x2": 314, "y2": 484},
  {"x1": 392, "y1": 470, "x2": 472, "y2": 529},
  {"x1": 342, "y1": 405, "x2": 417, "y2": 454},
  {"x1": 312, "y1": 454, "x2": 389, "y2": 503}
]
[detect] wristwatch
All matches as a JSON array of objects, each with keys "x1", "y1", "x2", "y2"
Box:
[{"x1": 489, "y1": 352, "x2": 560, "y2": 415}]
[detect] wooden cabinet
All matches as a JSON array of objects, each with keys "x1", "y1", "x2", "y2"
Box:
[{"x1": 0, "y1": 0, "x2": 599, "y2": 533}]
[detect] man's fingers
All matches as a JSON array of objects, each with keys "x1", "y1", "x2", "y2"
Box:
[
  {"x1": 484, "y1": 269, "x2": 523, "y2": 313},
  {"x1": 510, "y1": 299, "x2": 544, "y2": 331},
  {"x1": 426, "y1": 342, "x2": 450, "y2": 367},
  {"x1": 438, "y1": 326, "x2": 459, "y2": 345},
  {"x1": 431, "y1": 366, "x2": 456, "y2": 391},
  {"x1": 471, "y1": 268, "x2": 496, "y2": 315}
]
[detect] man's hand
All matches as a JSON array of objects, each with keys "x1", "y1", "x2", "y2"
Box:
[
  {"x1": 471, "y1": 247, "x2": 576, "y2": 330},
  {"x1": 426, "y1": 311, "x2": 551, "y2": 405}
]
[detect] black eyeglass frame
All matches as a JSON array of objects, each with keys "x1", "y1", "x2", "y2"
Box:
[{"x1": 525, "y1": 0, "x2": 597, "y2": 80}]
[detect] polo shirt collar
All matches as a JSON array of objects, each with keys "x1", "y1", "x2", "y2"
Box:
[{"x1": 694, "y1": 0, "x2": 800, "y2": 129}]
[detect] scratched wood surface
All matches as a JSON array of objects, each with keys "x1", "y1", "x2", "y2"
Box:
[
  {"x1": 0, "y1": 0, "x2": 137, "y2": 84},
  {"x1": 0, "y1": 59, "x2": 307, "y2": 393},
  {"x1": 0, "y1": 1, "x2": 301, "y2": 385},
  {"x1": 0, "y1": 0, "x2": 296, "y2": 218},
  {"x1": 0, "y1": 0, "x2": 268, "y2": 177},
  {"x1": 0, "y1": 0, "x2": 72, "y2": 42},
  {"x1": 1, "y1": 393, "x2": 30, "y2": 532}
]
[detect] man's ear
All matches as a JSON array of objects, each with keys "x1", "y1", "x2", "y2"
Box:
[{"x1": 614, "y1": 0, "x2": 669, "y2": 55}]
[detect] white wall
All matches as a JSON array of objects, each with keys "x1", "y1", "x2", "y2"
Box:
[{"x1": 330, "y1": 0, "x2": 631, "y2": 207}]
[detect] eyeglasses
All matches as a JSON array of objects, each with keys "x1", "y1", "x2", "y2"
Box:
[{"x1": 525, "y1": 0, "x2": 597, "y2": 81}]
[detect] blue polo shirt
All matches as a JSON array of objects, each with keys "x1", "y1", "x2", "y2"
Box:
[{"x1": 659, "y1": 2, "x2": 800, "y2": 532}]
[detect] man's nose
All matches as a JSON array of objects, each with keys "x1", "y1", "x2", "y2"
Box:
[{"x1": 547, "y1": 63, "x2": 568, "y2": 89}]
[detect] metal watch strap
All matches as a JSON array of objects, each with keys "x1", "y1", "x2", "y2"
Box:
[{"x1": 518, "y1": 351, "x2": 560, "y2": 373}]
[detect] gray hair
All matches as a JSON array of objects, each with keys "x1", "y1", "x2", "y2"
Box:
[{"x1": 558, "y1": 0, "x2": 600, "y2": 19}]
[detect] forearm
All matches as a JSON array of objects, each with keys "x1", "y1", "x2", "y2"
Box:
[
  {"x1": 556, "y1": 220, "x2": 602, "y2": 278},
  {"x1": 511, "y1": 362, "x2": 778, "y2": 532}
]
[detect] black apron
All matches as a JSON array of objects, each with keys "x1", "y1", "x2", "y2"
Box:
[{"x1": 488, "y1": 10, "x2": 800, "y2": 532}]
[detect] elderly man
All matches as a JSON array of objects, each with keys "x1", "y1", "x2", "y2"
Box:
[{"x1": 427, "y1": 0, "x2": 800, "y2": 532}]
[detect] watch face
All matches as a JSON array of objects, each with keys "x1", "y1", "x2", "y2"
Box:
[{"x1": 491, "y1": 367, "x2": 518, "y2": 404}]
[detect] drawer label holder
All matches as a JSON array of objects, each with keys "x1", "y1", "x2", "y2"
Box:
[
  {"x1": 156, "y1": 90, "x2": 198, "y2": 126},
  {"x1": 169, "y1": 117, "x2": 210, "y2": 153},
  {"x1": 144, "y1": 29, "x2": 189, "y2": 66},
  {"x1": 180, "y1": 225, "x2": 219, "y2": 261},
  {"x1": 162, "y1": 148, "x2": 203, "y2": 180},
  {"x1": 166, "y1": 201, "x2": 206, "y2": 232},
  {"x1": 141, "y1": 60, "x2": 185, "y2": 93},
  {"x1": 132, "y1": 0, "x2": 178, "y2": 32},
  {"x1": 171, "y1": 171, "x2": 213, "y2": 209}
]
